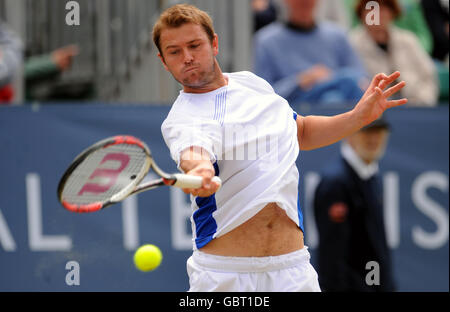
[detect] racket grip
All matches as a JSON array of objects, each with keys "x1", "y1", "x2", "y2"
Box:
[{"x1": 173, "y1": 174, "x2": 222, "y2": 190}]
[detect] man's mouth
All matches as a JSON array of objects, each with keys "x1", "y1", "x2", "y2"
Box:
[{"x1": 184, "y1": 66, "x2": 198, "y2": 73}]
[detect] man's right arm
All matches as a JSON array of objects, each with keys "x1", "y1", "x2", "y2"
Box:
[
  {"x1": 161, "y1": 109, "x2": 222, "y2": 198},
  {"x1": 179, "y1": 146, "x2": 219, "y2": 198}
]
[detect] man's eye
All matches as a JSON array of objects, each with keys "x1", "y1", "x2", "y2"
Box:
[
  {"x1": 190, "y1": 44, "x2": 200, "y2": 49},
  {"x1": 169, "y1": 50, "x2": 179, "y2": 55}
]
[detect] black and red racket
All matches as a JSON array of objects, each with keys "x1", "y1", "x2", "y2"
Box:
[{"x1": 57, "y1": 135, "x2": 221, "y2": 213}]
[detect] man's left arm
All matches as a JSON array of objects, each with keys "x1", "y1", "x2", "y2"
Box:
[{"x1": 297, "y1": 71, "x2": 407, "y2": 151}]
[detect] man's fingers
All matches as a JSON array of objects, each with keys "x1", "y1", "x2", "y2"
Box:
[
  {"x1": 387, "y1": 98, "x2": 408, "y2": 108},
  {"x1": 202, "y1": 176, "x2": 212, "y2": 189},
  {"x1": 183, "y1": 179, "x2": 220, "y2": 197},
  {"x1": 209, "y1": 180, "x2": 221, "y2": 193},
  {"x1": 372, "y1": 86, "x2": 383, "y2": 98},
  {"x1": 369, "y1": 71, "x2": 400, "y2": 93},
  {"x1": 364, "y1": 86, "x2": 383, "y2": 105},
  {"x1": 384, "y1": 71, "x2": 401, "y2": 84},
  {"x1": 387, "y1": 71, "x2": 401, "y2": 81},
  {"x1": 378, "y1": 71, "x2": 401, "y2": 90},
  {"x1": 383, "y1": 81, "x2": 406, "y2": 99},
  {"x1": 369, "y1": 73, "x2": 388, "y2": 91}
]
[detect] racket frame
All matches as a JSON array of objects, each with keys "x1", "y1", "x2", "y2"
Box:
[
  {"x1": 58, "y1": 135, "x2": 152, "y2": 212},
  {"x1": 58, "y1": 135, "x2": 221, "y2": 213}
]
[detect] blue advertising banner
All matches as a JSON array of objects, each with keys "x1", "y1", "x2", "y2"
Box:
[{"x1": 0, "y1": 104, "x2": 448, "y2": 291}]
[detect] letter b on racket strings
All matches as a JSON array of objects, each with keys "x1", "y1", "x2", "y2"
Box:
[{"x1": 78, "y1": 153, "x2": 130, "y2": 195}]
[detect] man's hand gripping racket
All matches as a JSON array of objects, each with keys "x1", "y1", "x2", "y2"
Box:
[{"x1": 57, "y1": 135, "x2": 221, "y2": 213}]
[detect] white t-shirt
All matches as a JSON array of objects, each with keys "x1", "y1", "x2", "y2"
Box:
[{"x1": 161, "y1": 71, "x2": 303, "y2": 250}]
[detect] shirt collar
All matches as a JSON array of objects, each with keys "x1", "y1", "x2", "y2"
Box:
[
  {"x1": 285, "y1": 21, "x2": 317, "y2": 33},
  {"x1": 341, "y1": 141, "x2": 379, "y2": 180}
]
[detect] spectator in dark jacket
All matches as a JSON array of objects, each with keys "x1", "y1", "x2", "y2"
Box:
[{"x1": 314, "y1": 117, "x2": 396, "y2": 292}]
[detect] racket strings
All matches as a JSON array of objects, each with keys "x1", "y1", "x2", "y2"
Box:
[{"x1": 61, "y1": 144, "x2": 149, "y2": 205}]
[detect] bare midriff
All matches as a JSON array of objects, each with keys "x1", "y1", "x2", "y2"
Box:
[{"x1": 199, "y1": 203, "x2": 304, "y2": 257}]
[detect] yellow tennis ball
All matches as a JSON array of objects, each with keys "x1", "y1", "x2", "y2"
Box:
[{"x1": 133, "y1": 244, "x2": 163, "y2": 272}]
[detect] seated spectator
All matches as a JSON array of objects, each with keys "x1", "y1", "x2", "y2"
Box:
[
  {"x1": 316, "y1": 0, "x2": 351, "y2": 30},
  {"x1": 254, "y1": 0, "x2": 368, "y2": 107},
  {"x1": 25, "y1": 45, "x2": 79, "y2": 101},
  {"x1": 349, "y1": 0, "x2": 439, "y2": 106},
  {"x1": 1, "y1": 18, "x2": 79, "y2": 104},
  {"x1": 252, "y1": 0, "x2": 279, "y2": 32},
  {"x1": 346, "y1": 0, "x2": 433, "y2": 55},
  {"x1": 0, "y1": 20, "x2": 22, "y2": 104}
]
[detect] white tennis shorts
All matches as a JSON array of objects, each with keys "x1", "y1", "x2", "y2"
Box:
[{"x1": 186, "y1": 247, "x2": 321, "y2": 292}]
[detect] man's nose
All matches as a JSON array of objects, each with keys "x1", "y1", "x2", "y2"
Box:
[{"x1": 183, "y1": 49, "x2": 194, "y2": 64}]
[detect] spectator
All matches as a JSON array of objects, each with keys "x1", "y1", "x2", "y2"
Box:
[
  {"x1": 25, "y1": 44, "x2": 79, "y2": 101},
  {"x1": 252, "y1": 0, "x2": 279, "y2": 32},
  {"x1": 346, "y1": 0, "x2": 433, "y2": 55},
  {"x1": 254, "y1": 0, "x2": 368, "y2": 107},
  {"x1": 1, "y1": 18, "x2": 79, "y2": 103},
  {"x1": 314, "y1": 117, "x2": 396, "y2": 292},
  {"x1": 349, "y1": 0, "x2": 439, "y2": 106},
  {"x1": 316, "y1": 0, "x2": 351, "y2": 30},
  {"x1": 421, "y1": 0, "x2": 449, "y2": 62},
  {"x1": 0, "y1": 20, "x2": 22, "y2": 104}
]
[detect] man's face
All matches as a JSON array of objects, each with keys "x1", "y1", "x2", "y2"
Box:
[
  {"x1": 158, "y1": 23, "x2": 219, "y2": 90},
  {"x1": 364, "y1": 5, "x2": 394, "y2": 32},
  {"x1": 284, "y1": 0, "x2": 318, "y2": 16},
  {"x1": 347, "y1": 128, "x2": 390, "y2": 164}
]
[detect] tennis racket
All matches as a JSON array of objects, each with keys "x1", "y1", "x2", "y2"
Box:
[{"x1": 57, "y1": 135, "x2": 221, "y2": 213}]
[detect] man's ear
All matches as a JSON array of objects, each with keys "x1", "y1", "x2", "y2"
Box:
[
  {"x1": 212, "y1": 33, "x2": 219, "y2": 56},
  {"x1": 157, "y1": 52, "x2": 169, "y2": 71}
]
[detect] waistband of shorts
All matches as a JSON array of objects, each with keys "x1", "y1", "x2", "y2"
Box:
[{"x1": 191, "y1": 246, "x2": 311, "y2": 273}]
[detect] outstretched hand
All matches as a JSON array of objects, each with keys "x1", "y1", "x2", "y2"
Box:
[
  {"x1": 354, "y1": 71, "x2": 408, "y2": 126},
  {"x1": 182, "y1": 170, "x2": 221, "y2": 198},
  {"x1": 181, "y1": 161, "x2": 220, "y2": 198}
]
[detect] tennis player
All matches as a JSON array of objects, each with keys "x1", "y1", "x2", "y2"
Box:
[{"x1": 153, "y1": 4, "x2": 407, "y2": 292}]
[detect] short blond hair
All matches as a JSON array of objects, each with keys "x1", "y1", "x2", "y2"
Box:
[{"x1": 152, "y1": 4, "x2": 215, "y2": 55}]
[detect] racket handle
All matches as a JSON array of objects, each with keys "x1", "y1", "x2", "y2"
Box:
[{"x1": 173, "y1": 174, "x2": 222, "y2": 190}]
